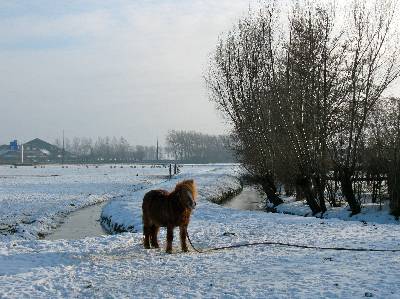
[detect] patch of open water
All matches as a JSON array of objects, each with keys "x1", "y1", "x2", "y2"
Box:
[
  {"x1": 223, "y1": 185, "x2": 266, "y2": 211},
  {"x1": 47, "y1": 202, "x2": 108, "y2": 240},
  {"x1": 47, "y1": 185, "x2": 266, "y2": 240}
]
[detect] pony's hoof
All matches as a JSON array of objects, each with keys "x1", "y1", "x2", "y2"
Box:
[
  {"x1": 182, "y1": 248, "x2": 189, "y2": 253},
  {"x1": 166, "y1": 249, "x2": 173, "y2": 254},
  {"x1": 144, "y1": 244, "x2": 150, "y2": 249}
]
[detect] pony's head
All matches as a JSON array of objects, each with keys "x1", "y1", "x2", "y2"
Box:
[{"x1": 175, "y1": 179, "x2": 197, "y2": 210}]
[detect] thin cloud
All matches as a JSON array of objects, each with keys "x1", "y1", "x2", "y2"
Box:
[{"x1": 0, "y1": 1, "x2": 279, "y2": 144}]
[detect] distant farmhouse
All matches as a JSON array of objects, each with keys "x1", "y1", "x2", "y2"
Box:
[{"x1": 0, "y1": 138, "x2": 72, "y2": 164}]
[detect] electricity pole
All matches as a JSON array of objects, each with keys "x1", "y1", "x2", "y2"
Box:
[
  {"x1": 62, "y1": 130, "x2": 65, "y2": 165},
  {"x1": 156, "y1": 138, "x2": 159, "y2": 161}
]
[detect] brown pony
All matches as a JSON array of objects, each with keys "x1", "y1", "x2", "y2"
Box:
[{"x1": 142, "y1": 179, "x2": 197, "y2": 253}]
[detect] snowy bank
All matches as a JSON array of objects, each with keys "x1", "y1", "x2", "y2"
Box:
[{"x1": 275, "y1": 197, "x2": 400, "y2": 224}]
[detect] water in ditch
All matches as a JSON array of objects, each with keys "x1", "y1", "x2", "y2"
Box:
[
  {"x1": 47, "y1": 186, "x2": 266, "y2": 240},
  {"x1": 223, "y1": 185, "x2": 266, "y2": 211},
  {"x1": 47, "y1": 202, "x2": 108, "y2": 240}
]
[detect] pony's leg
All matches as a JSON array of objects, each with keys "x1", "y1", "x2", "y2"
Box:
[
  {"x1": 143, "y1": 226, "x2": 151, "y2": 249},
  {"x1": 166, "y1": 225, "x2": 174, "y2": 253},
  {"x1": 150, "y1": 225, "x2": 160, "y2": 248},
  {"x1": 143, "y1": 223, "x2": 151, "y2": 249},
  {"x1": 180, "y1": 225, "x2": 188, "y2": 252},
  {"x1": 142, "y1": 209, "x2": 151, "y2": 249}
]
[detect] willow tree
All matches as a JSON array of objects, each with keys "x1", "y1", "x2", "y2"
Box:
[
  {"x1": 277, "y1": 4, "x2": 346, "y2": 213},
  {"x1": 206, "y1": 5, "x2": 284, "y2": 206},
  {"x1": 207, "y1": 0, "x2": 400, "y2": 215},
  {"x1": 207, "y1": 3, "x2": 342, "y2": 214},
  {"x1": 328, "y1": 0, "x2": 400, "y2": 214}
]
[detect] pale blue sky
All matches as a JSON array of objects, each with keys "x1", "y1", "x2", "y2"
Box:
[
  {"x1": 1, "y1": 0, "x2": 398, "y2": 146},
  {"x1": 0, "y1": 0, "x2": 253, "y2": 145}
]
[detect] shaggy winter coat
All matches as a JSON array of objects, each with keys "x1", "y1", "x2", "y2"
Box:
[{"x1": 142, "y1": 179, "x2": 197, "y2": 253}]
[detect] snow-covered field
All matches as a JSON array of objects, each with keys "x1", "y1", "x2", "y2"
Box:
[
  {"x1": 1, "y1": 164, "x2": 400, "y2": 298},
  {"x1": 0, "y1": 164, "x2": 236, "y2": 240},
  {"x1": 0, "y1": 164, "x2": 170, "y2": 240}
]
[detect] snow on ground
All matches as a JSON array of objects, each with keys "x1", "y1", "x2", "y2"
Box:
[
  {"x1": 1, "y1": 164, "x2": 400, "y2": 298},
  {"x1": 0, "y1": 164, "x2": 175, "y2": 240},
  {"x1": 276, "y1": 196, "x2": 400, "y2": 224}
]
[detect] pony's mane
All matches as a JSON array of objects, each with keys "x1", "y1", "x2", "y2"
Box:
[{"x1": 174, "y1": 179, "x2": 197, "y2": 199}]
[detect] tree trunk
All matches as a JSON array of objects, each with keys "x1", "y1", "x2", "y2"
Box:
[
  {"x1": 295, "y1": 184, "x2": 305, "y2": 201},
  {"x1": 285, "y1": 184, "x2": 294, "y2": 196},
  {"x1": 389, "y1": 162, "x2": 400, "y2": 217},
  {"x1": 296, "y1": 175, "x2": 322, "y2": 215},
  {"x1": 339, "y1": 168, "x2": 361, "y2": 215},
  {"x1": 371, "y1": 180, "x2": 377, "y2": 204},
  {"x1": 313, "y1": 175, "x2": 327, "y2": 213},
  {"x1": 258, "y1": 175, "x2": 284, "y2": 207}
]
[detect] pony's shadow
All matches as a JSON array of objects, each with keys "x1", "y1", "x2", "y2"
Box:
[{"x1": 0, "y1": 251, "x2": 78, "y2": 276}]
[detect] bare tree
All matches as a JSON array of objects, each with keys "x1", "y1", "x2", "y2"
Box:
[
  {"x1": 206, "y1": 4, "x2": 285, "y2": 207},
  {"x1": 206, "y1": 0, "x2": 400, "y2": 215},
  {"x1": 329, "y1": 0, "x2": 400, "y2": 214},
  {"x1": 278, "y1": 3, "x2": 346, "y2": 213}
]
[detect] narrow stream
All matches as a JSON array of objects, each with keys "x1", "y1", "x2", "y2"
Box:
[
  {"x1": 46, "y1": 186, "x2": 266, "y2": 240},
  {"x1": 223, "y1": 185, "x2": 266, "y2": 211},
  {"x1": 47, "y1": 202, "x2": 108, "y2": 240}
]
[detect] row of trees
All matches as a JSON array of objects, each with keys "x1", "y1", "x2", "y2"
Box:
[
  {"x1": 54, "y1": 136, "x2": 159, "y2": 162},
  {"x1": 207, "y1": 0, "x2": 400, "y2": 216},
  {"x1": 165, "y1": 130, "x2": 234, "y2": 163},
  {"x1": 53, "y1": 132, "x2": 234, "y2": 163}
]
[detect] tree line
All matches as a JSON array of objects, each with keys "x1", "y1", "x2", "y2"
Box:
[
  {"x1": 54, "y1": 136, "x2": 159, "y2": 162},
  {"x1": 165, "y1": 130, "x2": 234, "y2": 163},
  {"x1": 206, "y1": 0, "x2": 400, "y2": 216},
  {"x1": 53, "y1": 131, "x2": 235, "y2": 164}
]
